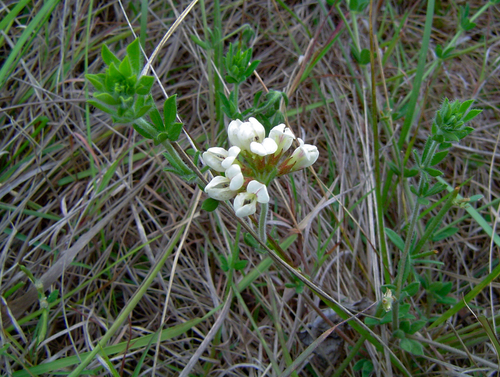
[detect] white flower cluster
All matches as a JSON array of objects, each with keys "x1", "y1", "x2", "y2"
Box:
[{"x1": 203, "y1": 117, "x2": 319, "y2": 218}]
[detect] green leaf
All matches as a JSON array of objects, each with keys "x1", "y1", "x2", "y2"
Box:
[
  {"x1": 393, "y1": 329, "x2": 406, "y2": 339},
  {"x1": 135, "y1": 105, "x2": 152, "y2": 119},
  {"x1": 469, "y1": 194, "x2": 483, "y2": 202},
  {"x1": 167, "y1": 123, "x2": 183, "y2": 142},
  {"x1": 417, "y1": 197, "x2": 430, "y2": 206},
  {"x1": 101, "y1": 44, "x2": 121, "y2": 66},
  {"x1": 86, "y1": 73, "x2": 105, "y2": 91},
  {"x1": 149, "y1": 107, "x2": 164, "y2": 132},
  {"x1": 424, "y1": 182, "x2": 447, "y2": 197},
  {"x1": 400, "y1": 338, "x2": 424, "y2": 355},
  {"x1": 220, "y1": 255, "x2": 229, "y2": 272},
  {"x1": 402, "y1": 282, "x2": 420, "y2": 296},
  {"x1": 458, "y1": 99, "x2": 474, "y2": 114},
  {"x1": 155, "y1": 132, "x2": 169, "y2": 145},
  {"x1": 463, "y1": 109, "x2": 482, "y2": 123},
  {"x1": 133, "y1": 121, "x2": 157, "y2": 139},
  {"x1": 87, "y1": 99, "x2": 114, "y2": 115},
  {"x1": 404, "y1": 168, "x2": 419, "y2": 178},
  {"x1": 400, "y1": 320, "x2": 410, "y2": 333},
  {"x1": 387, "y1": 161, "x2": 401, "y2": 176},
  {"x1": 409, "y1": 319, "x2": 427, "y2": 334},
  {"x1": 364, "y1": 317, "x2": 380, "y2": 326},
  {"x1": 163, "y1": 94, "x2": 178, "y2": 126},
  {"x1": 136, "y1": 75, "x2": 155, "y2": 95},
  {"x1": 243, "y1": 60, "x2": 260, "y2": 78},
  {"x1": 359, "y1": 48, "x2": 371, "y2": 65},
  {"x1": 431, "y1": 227, "x2": 458, "y2": 242},
  {"x1": 118, "y1": 56, "x2": 132, "y2": 77},
  {"x1": 430, "y1": 150, "x2": 448, "y2": 166},
  {"x1": 94, "y1": 92, "x2": 120, "y2": 106},
  {"x1": 201, "y1": 198, "x2": 219, "y2": 212},
  {"x1": 424, "y1": 167, "x2": 443, "y2": 177},
  {"x1": 127, "y1": 39, "x2": 141, "y2": 75},
  {"x1": 234, "y1": 260, "x2": 248, "y2": 271},
  {"x1": 190, "y1": 34, "x2": 210, "y2": 50},
  {"x1": 436, "y1": 296, "x2": 457, "y2": 305},
  {"x1": 385, "y1": 228, "x2": 405, "y2": 252}
]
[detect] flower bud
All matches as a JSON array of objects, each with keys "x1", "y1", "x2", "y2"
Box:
[
  {"x1": 269, "y1": 124, "x2": 295, "y2": 154},
  {"x1": 205, "y1": 176, "x2": 237, "y2": 201},
  {"x1": 287, "y1": 138, "x2": 319, "y2": 172}
]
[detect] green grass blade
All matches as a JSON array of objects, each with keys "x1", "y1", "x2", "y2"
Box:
[{"x1": 0, "y1": 0, "x2": 61, "y2": 89}]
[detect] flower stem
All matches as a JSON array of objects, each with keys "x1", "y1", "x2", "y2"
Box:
[{"x1": 259, "y1": 202, "x2": 268, "y2": 243}]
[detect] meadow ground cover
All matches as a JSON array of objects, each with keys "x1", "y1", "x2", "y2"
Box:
[{"x1": 1, "y1": 0, "x2": 500, "y2": 376}]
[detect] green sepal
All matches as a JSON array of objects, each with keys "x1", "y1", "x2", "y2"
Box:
[
  {"x1": 101, "y1": 44, "x2": 120, "y2": 66},
  {"x1": 201, "y1": 198, "x2": 219, "y2": 212}
]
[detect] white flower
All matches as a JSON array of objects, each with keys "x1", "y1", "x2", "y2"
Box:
[
  {"x1": 227, "y1": 118, "x2": 274, "y2": 156},
  {"x1": 221, "y1": 146, "x2": 241, "y2": 170},
  {"x1": 225, "y1": 164, "x2": 244, "y2": 190},
  {"x1": 269, "y1": 124, "x2": 295, "y2": 153},
  {"x1": 205, "y1": 176, "x2": 237, "y2": 201},
  {"x1": 228, "y1": 119, "x2": 245, "y2": 147},
  {"x1": 250, "y1": 137, "x2": 278, "y2": 156},
  {"x1": 202, "y1": 147, "x2": 228, "y2": 172},
  {"x1": 288, "y1": 138, "x2": 319, "y2": 171},
  {"x1": 233, "y1": 180, "x2": 269, "y2": 218}
]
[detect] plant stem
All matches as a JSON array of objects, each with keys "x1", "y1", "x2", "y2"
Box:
[{"x1": 259, "y1": 202, "x2": 268, "y2": 243}]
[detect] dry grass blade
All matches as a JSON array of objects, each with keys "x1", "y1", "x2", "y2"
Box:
[{"x1": 1, "y1": 0, "x2": 499, "y2": 376}]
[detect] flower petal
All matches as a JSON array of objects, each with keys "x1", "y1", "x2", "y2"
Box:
[
  {"x1": 202, "y1": 147, "x2": 228, "y2": 172},
  {"x1": 247, "y1": 180, "x2": 269, "y2": 203},
  {"x1": 204, "y1": 176, "x2": 237, "y2": 201},
  {"x1": 234, "y1": 192, "x2": 257, "y2": 217}
]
